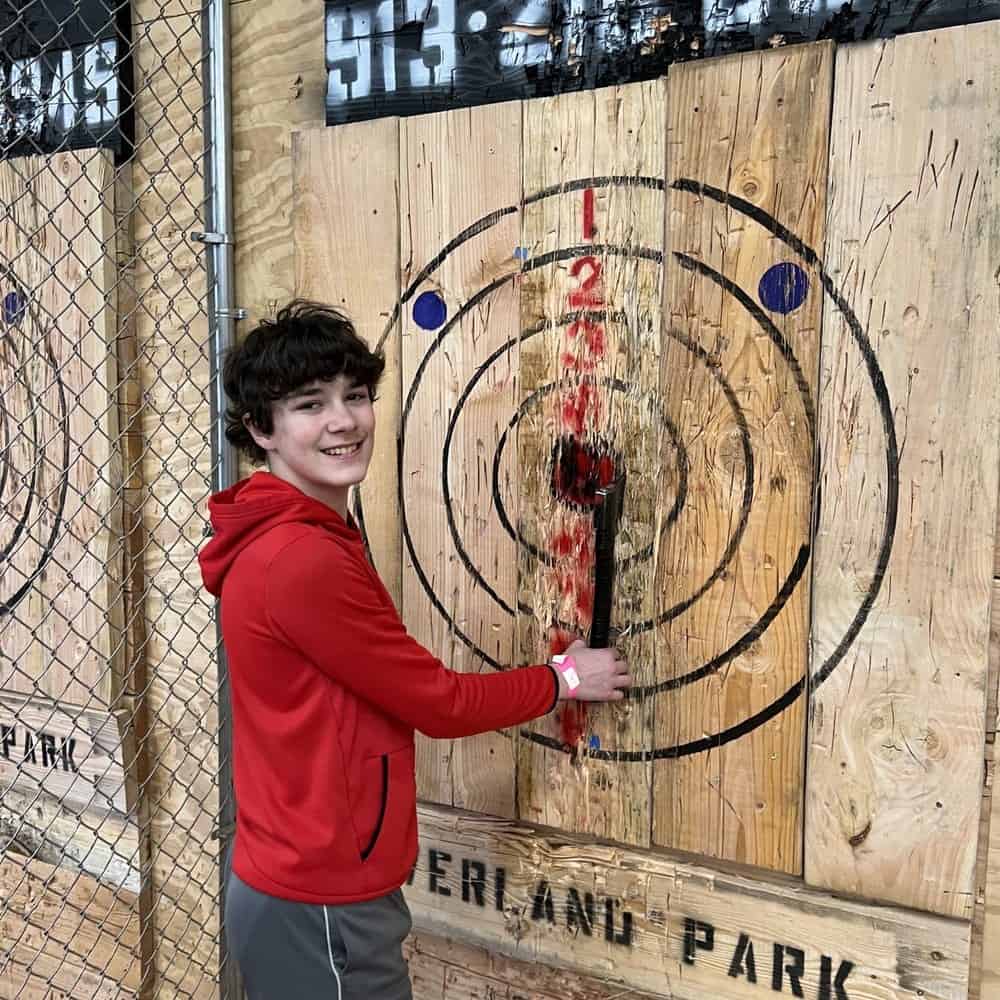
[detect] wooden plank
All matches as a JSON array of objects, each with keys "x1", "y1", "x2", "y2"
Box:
[
  {"x1": 0, "y1": 851, "x2": 138, "y2": 998},
  {"x1": 980, "y1": 585, "x2": 1000, "y2": 1000},
  {"x1": 995, "y1": 496, "x2": 1000, "y2": 577},
  {"x1": 516, "y1": 81, "x2": 666, "y2": 846},
  {"x1": 399, "y1": 102, "x2": 523, "y2": 817},
  {"x1": 232, "y1": 0, "x2": 329, "y2": 333},
  {"x1": 0, "y1": 692, "x2": 130, "y2": 817},
  {"x1": 652, "y1": 43, "x2": 833, "y2": 872},
  {"x1": 131, "y1": 7, "x2": 224, "y2": 995},
  {"x1": 0, "y1": 150, "x2": 124, "y2": 710},
  {"x1": 804, "y1": 25, "x2": 1000, "y2": 917},
  {"x1": 0, "y1": 782, "x2": 139, "y2": 896},
  {"x1": 406, "y1": 930, "x2": 661, "y2": 1000},
  {"x1": 407, "y1": 802, "x2": 970, "y2": 1000},
  {"x1": 111, "y1": 150, "x2": 158, "y2": 999},
  {"x1": 292, "y1": 120, "x2": 403, "y2": 604}
]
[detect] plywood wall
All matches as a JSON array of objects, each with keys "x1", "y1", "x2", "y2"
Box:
[
  {"x1": 0, "y1": 151, "x2": 123, "y2": 710},
  {"x1": 655, "y1": 44, "x2": 832, "y2": 873},
  {"x1": 293, "y1": 23, "x2": 1000, "y2": 933},
  {"x1": 805, "y1": 26, "x2": 1000, "y2": 918},
  {"x1": 129, "y1": 0, "x2": 223, "y2": 994},
  {"x1": 0, "y1": 149, "x2": 140, "y2": 997}
]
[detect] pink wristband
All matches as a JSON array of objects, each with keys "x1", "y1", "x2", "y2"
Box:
[{"x1": 551, "y1": 654, "x2": 581, "y2": 698}]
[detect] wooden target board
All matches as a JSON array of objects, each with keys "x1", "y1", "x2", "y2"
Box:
[
  {"x1": 293, "y1": 24, "x2": 1000, "y2": 951},
  {"x1": 0, "y1": 152, "x2": 138, "y2": 993},
  {"x1": 0, "y1": 151, "x2": 124, "y2": 711}
]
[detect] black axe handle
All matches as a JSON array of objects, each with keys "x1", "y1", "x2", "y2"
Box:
[{"x1": 589, "y1": 475, "x2": 625, "y2": 649}]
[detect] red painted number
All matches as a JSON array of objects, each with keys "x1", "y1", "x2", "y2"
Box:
[{"x1": 568, "y1": 256, "x2": 604, "y2": 309}]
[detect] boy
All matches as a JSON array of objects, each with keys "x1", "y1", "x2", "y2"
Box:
[{"x1": 198, "y1": 300, "x2": 631, "y2": 1000}]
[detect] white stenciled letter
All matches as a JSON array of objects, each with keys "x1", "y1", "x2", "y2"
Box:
[
  {"x1": 11, "y1": 57, "x2": 43, "y2": 137},
  {"x1": 326, "y1": 5, "x2": 372, "y2": 103},
  {"x1": 84, "y1": 41, "x2": 119, "y2": 127},
  {"x1": 404, "y1": 0, "x2": 456, "y2": 89},
  {"x1": 375, "y1": 0, "x2": 397, "y2": 93},
  {"x1": 47, "y1": 49, "x2": 78, "y2": 132}
]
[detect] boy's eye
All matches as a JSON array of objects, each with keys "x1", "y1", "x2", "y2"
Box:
[{"x1": 347, "y1": 391, "x2": 368, "y2": 402}]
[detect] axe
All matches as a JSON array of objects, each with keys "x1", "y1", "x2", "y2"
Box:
[{"x1": 588, "y1": 474, "x2": 625, "y2": 649}]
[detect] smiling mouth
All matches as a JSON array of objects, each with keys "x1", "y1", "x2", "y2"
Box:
[{"x1": 321, "y1": 442, "x2": 362, "y2": 457}]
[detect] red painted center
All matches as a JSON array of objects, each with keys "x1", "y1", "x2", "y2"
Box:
[{"x1": 550, "y1": 435, "x2": 621, "y2": 509}]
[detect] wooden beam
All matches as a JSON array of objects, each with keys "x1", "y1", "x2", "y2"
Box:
[
  {"x1": 232, "y1": 0, "x2": 328, "y2": 333},
  {"x1": 407, "y1": 803, "x2": 969, "y2": 1000},
  {"x1": 0, "y1": 851, "x2": 138, "y2": 998},
  {"x1": 399, "y1": 102, "x2": 524, "y2": 817},
  {"x1": 0, "y1": 693, "x2": 131, "y2": 818},
  {"x1": 804, "y1": 24, "x2": 1000, "y2": 918},
  {"x1": 0, "y1": 150, "x2": 123, "y2": 710},
  {"x1": 653, "y1": 42, "x2": 833, "y2": 873},
  {"x1": 405, "y1": 931, "x2": 662, "y2": 999},
  {"x1": 517, "y1": 80, "x2": 666, "y2": 846},
  {"x1": 131, "y1": 5, "x2": 228, "y2": 993},
  {"x1": 979, "y1": 584, "x2": 1000, "y2": 999},
  {"x1": 292, "y1": 120, "x2": 403, "y2": 605}
]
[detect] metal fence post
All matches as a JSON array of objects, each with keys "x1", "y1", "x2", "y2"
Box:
[{"x1": 201, "y1": 0, "x2": 243, "y2": 996}]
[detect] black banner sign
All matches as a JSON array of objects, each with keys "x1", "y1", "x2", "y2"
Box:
[
  {"x1": 1, "y1": 1, "x2": 132, "y2": 158},
  {"x1": 325, "y1": 0, "x2": 1000, "y2": 125}
]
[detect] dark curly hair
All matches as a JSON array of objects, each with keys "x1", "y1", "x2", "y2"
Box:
[{"x1": 223, "y1": 300, "x2": 386, "y2": 464}]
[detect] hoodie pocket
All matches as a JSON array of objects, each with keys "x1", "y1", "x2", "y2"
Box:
[
  {"x1": 358, "y1": 744, "x2": 416, "y2": 868},
  {"x1": 360, "y1": 754, "x2": 389, "y2": 860}
]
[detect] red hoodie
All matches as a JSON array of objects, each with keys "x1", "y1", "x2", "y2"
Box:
[{"x1": 199, "y1": 472, "x2": 558, "y2": 904}]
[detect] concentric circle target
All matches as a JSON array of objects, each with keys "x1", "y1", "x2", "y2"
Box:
[
  {"x1": 0, "y1": 264, "x2": 70, "y2": 618},
  {"x1": 356, "y1": 177, "x2": 898, "y2": 761}
]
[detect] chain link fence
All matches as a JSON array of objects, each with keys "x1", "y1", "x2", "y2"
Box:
[{"x1": 0, "y1": 1, "x2": 232, "y2": 996}]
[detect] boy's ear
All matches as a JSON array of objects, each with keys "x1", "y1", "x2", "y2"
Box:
[{"x1": 243, "y1": 413, "x2": 273, "y2": 453}]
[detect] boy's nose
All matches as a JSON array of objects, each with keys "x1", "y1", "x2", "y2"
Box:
[{"x1": 326, "y1": 404, "x2": 356, "y2": 432}]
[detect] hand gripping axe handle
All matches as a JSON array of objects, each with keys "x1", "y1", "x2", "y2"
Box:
[{"x1": 588, "y1": 474, "x2": 625, "y2": 649}]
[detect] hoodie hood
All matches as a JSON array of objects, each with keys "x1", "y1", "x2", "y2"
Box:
[{"x1": 198, "y1": 471, "x2": 355, "y2": 596}]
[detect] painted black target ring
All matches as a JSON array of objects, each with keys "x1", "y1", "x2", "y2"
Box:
[
  {"x1": 444, "y1": 310, "x2": 693, "y2": 619},
  {"x1": 488, "y1": 365, "x2": 690, "y2": 576},
  {"x1": 359, "y1": 177, "x2": 898, "y2": 761},
  {"x1": 0, "y1": 264, "x2": 71, "y2": 617}
]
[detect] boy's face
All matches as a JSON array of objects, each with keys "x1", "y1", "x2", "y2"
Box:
[{"x1": 246, "y1": 373, "x2": 375, "y2": 516}]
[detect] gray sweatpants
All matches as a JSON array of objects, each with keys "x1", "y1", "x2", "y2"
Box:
[{"x1": 225, "y1": 872, "x2": 413, "y2": 1000}]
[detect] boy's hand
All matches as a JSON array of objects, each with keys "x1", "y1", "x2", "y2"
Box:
[{"x1": 553, "y1": 638, "x2": 631, "y2": 702}]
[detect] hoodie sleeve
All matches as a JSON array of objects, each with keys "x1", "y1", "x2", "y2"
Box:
[{"x1": 264, "y1": 535, "x2": 559, "y2": 738}]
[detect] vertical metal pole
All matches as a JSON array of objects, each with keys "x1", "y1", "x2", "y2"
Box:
[{"x1": 201, "y1": 0, "x2": 242, "y2": 997}]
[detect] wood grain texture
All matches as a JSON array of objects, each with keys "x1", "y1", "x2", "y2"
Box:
[
  {"x1": 400, "y1": 103, "x2": 523, "y2": 816},
  {"x1": 406, "y1": 930, "x2": 661, "y2": 1000},
  {"x1": 292, "y1": 120, "x2": 403, "y2": 604},
  {"x1": 131, "y1": 7, "x2": 220, "y2": 994},
  {"x1": 995, "y1": 496, "x2": 1000, "y2": 577},
  {"x1": 0, "y1": 851, "x2": 138, "y2": 998},
  {"x1": 0, "y1": 151, "x2": 124, "y2": 710},
  {"x1": 111, "y1": 151, "x2": 158, "y2": 997},
  {"x1": 232, "y1": 0, "x2": 329, "y2": 334},
  {"x1": 517, "y1": 81, "x2": 666, "y2": 846},
  {"x1": 0, "y1": 693, "x2": 131, "y2": 817},
  {"x1": 408, "y1": 802, "x2": 970, "y2": 1000},
  {"x1": 0, "y1": 783, "x2": 139, "y2": 897},
  {"x1": 979, "y1": 584, "x2": 1000, "y2": 1000},
  {"x1": 804, "y1": 25, "x2": 1000, "y2": 917},
  {"x1": 652, "y1": 44, "x2": 833, "y2": 873}
]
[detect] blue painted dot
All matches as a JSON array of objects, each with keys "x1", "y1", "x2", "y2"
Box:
[
  {"x1": 2, "y1": 290, "x2": 25, "y2": 325},
  {"x1": 758, "y1": 262, "x2": 809, "y2": 315},
  {"x1": 513, "y1": 246, "x2": 530, "y2": 262},
  {"x1": 413, "y1": 291, "x2": 447, "y2": 331},
  {"x1": 588, "y1": 734, "x2": 601, "y2": 751}
]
